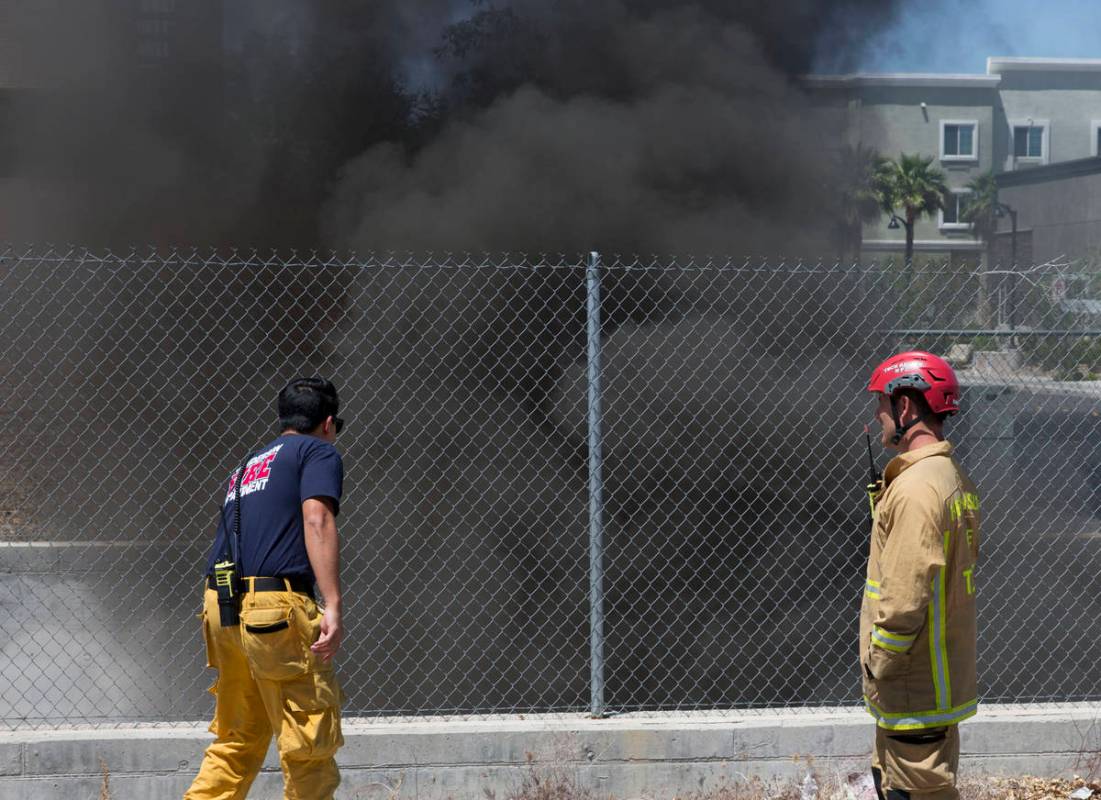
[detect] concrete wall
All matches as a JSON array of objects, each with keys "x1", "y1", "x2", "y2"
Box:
[{"x1": 4, "y1": 708, "x2": 1101, "y2": 799}]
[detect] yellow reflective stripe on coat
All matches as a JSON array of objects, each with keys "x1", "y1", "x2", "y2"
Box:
[
  {"x1": 871, "y1": 624, "x2": 916, "y2": 653},
  {"x1": 865, "y1": 579, "x2": 881, "y2": 600},
  {"x1": 929, "y1": 529, "x2": 952, "y2": 710},
  {"x1": 864, "y1": 696, "x2": 978, "y2": 731}
]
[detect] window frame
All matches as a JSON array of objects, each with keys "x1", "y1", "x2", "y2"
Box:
[
  {"x1": 938, "y1": 189, "x2": 974, "y2": 231},
  {"x1": 1009, "y1": 118, "x2": 1050, "y2": 165},
  {"x1": 939, "y1": 120, "x2": 979, "y2": 162}
]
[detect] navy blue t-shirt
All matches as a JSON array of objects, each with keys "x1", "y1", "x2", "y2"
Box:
[{"x1": 205, "y1": 434, "x2": 343, "y2": 581}]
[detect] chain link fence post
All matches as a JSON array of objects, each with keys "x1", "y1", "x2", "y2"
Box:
[{"x1": 586, "y1": 250, "x2": 607, "y2": 718}]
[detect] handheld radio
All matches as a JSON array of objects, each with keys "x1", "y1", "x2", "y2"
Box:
[
  {"x1": 864, "y1": 425, "x2": 883, "y2": 520},
  {"x1": 214, "y1": 456, "x2": 251, "y2": 627}
]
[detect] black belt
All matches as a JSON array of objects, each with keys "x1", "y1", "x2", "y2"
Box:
[{"x1": 207, "y1": 575, "x2": 315, "y2": 599}]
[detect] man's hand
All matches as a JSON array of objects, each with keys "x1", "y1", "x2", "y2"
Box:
[{"x1": 311, "y1": 605, "x2": 344, "y2": 662}]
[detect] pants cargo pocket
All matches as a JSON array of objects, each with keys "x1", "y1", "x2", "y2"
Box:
[
  {"x1": 878, "y1": 725, "x2": 958, "y2": 794},
  {"x1": 277, "y1": 672, "x2": 344, "y2": 760},
  {"x1": 240, "y1": 603, "x2": 310, "y2": 686},
  {"x1": 240, "y1": 604, "x2": 310, "y2": 681}
]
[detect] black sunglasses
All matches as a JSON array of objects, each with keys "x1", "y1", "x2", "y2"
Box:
[{"x1": 333, "y1": 416, "x2": 344, "y2": 434}]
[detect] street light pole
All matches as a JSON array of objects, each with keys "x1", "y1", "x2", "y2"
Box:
[
  {"x1": 994, "y1": 201, "x2": 1019, "y2": 346},
  {"x1": 886, "y1": 214, "x2": 914, "y2": 271}
]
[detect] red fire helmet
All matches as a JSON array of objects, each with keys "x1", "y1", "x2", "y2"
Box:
[{"x1": 866, "y1": 350, "x2": 960, "y2": 415}]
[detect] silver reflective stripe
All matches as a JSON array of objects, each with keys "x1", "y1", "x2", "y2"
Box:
[
  {"x1": 872, "y1": 626, "x2": 915, "y2": 651},
  {"x1": 864, "y1": 697, "x2": 978, "y2": 730}
]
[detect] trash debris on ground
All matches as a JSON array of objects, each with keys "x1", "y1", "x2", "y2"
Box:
[
  {"x1": 841, "y1": 772, "x2": 876, "y2": 800},
  {"x1": 958, "y1": 776, "x2": 1101, "y2": 800},
  {"x1": 799, "y1": 771, "x2": 818, "y2": 800}
]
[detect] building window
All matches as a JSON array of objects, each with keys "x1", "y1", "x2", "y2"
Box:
[
  {"x1": 1092, "y1": 120, "x2": 1101, "y2": 157},
  {"x1": 137, "y1": 40, "x2": 170, "y2": 60},
  {"x1": 138, "y1": 19, "x2": 172, "y2": 36},
  {"x1": 1014, "y1": 126, "x2": 1042, "y2": 157},
  {"x1": 1009, "y1": 119, "x2": 1049, "y2": 165},
  {"x1": 941, "y1": 121, "x2": 978, "y2": 160},
  {"x1": 940, "y1": 191, "x2": 973, "y2": 230}
]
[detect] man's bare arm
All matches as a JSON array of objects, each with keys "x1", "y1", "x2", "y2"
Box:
[{"x1": 303, "y1": 496, "x2": 343, "y2": 660}]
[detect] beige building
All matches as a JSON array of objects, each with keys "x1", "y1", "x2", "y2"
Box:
[{"x1": 806, "y1": 58, "x2": 1101, "y2": 261}]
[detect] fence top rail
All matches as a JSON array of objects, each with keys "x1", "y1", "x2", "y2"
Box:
[{"x1": 2, "y1": 245, "x2": 1098, "y2": 275}]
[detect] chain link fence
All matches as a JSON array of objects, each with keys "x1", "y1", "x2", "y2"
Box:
[{"x1": 1, "y1": 246, "x2": 1100, "y2": 729}]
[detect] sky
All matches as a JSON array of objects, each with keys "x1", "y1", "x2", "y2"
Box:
[
  {"x1": 218, "y1": 1, "x2": 1098, "y2": 85},
  {"x1": 854, "y1": 0, "x2": 1100, "y2": 74}
]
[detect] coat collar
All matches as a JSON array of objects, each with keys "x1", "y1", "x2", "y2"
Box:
[{"x1": 884, "y1": 440, "x2": 953, "y2": 484}]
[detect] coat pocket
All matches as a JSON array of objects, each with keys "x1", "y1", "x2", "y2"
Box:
[
  {"x1": 868, "y1": 644, "x2": 910, "y2": 681},
  {"x1": 866, "y1": 646, "x2": 911, "y2": 711},
  {"x1": 240, "y1": 604, "x2": 310, "y2": 680}
]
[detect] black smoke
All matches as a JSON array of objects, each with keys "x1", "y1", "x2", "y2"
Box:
[
  {"x1": 310, "y1": 0, "x2": 912, "y2": 713},
  {"x1": 0, "y1": 1, "x2": 912, "y2": 250},
  {"x1": 325, "y1": 0, "x2": 908, "y2": 252},
  {"x1": 0, "y1": 2, "x2": 421, "y2": 246},
  {"x1": 0, "y1": 1, "x2": 924, "y2": 721}
]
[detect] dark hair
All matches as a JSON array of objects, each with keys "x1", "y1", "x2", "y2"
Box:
[
  {"x1": 896, "y1": 388, "x2": 948, "y2": 426},
  {"x1": 278, "y1": 377, "x2": 340, "y2": 433}
]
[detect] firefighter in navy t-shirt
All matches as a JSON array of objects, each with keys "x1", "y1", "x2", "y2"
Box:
[{"x1": 186, "y1": 377, "x2": 346, "y2": 800}]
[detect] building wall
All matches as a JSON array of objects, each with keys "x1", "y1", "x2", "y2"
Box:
[
  {"x1": 0, "y1": 0, "x2": 123, "y2": 90},
  {"x1": 998, "y1": 161, "x2": 1101, "y2": 264},
  {"x1": 130, "y1": 0, "x2": 224, "y2": 74},
  {"x1": 995, "y1": 70, "x2": 1101, "y2": 171},
  {"x1": 855, "y1": 84, "x2": 995, "y2": 248},
  {"x1": 806, "y1": 62, "x2": 1101, "y2": 259}
]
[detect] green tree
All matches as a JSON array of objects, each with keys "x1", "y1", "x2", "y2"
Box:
[
  {"x1": 961, "y1": 171, "x2": 1002, "y2": 326},
  {"x1": 879, "y1": 153, "x2": 949, "y2": 268},
  {"x1": 961, "y1": 171, "x2": 999, "y2": 242},
  {"x1": 829, "y1": 144, "x2": 890, "y2": 264}
]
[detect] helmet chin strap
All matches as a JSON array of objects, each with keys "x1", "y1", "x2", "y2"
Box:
[{"x1": 889, "y1": 395, "x2": 927, "y2": 445}]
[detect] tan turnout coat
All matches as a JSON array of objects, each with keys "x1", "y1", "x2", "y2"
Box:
[{"x1": 860, "y1": 441, "x2": 980, "y2": 731}]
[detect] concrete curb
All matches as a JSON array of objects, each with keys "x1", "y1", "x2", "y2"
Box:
[{"x1": 2, "y1": 706, "x2": 1101, "y2": 799}]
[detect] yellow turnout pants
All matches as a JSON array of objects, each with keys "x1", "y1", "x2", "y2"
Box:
[
  {"x1": 872, "y1": 724, "x2": 959, "y2": 799},
  {"x1": 185, "y1": 585, "x2": 343, "y2": 800}
]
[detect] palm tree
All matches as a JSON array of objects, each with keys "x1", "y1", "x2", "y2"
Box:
[
  {"x1": 962, "y1": 171, "x2": 1002, "y2": 327},
  {"x1": 961, "y1": 171, "x2": 999, "y2": 242},
  {"x1": 830, "y1": 144, "x2": 890, "y2": 264},
  {"x1": 879, "y1": 153, "x2": 949, "y2": 268}
]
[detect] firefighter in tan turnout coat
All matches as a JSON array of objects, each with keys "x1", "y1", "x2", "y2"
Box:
[{"x1": 862, "y1": 351, "x2": 979, "y2": 800}]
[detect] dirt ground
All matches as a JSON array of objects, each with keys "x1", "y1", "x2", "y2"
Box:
[{"x1": 491, "y1": 768, "x2": 1101, "y2": 800}]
